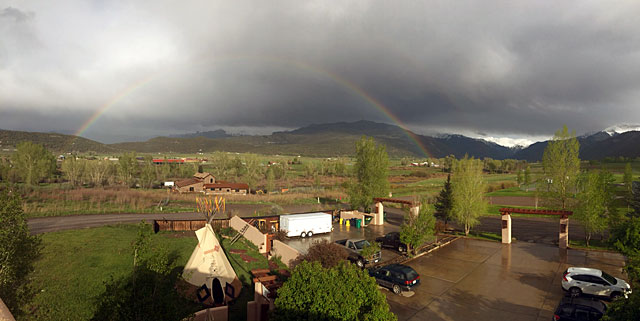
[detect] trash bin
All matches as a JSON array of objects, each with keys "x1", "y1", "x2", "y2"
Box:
[{"x1": 356, "y1": 218, "x2": 362, "y2": 229}]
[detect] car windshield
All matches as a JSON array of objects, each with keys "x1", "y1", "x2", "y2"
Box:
[
  {"x1": 601, "y1": 272, "x2": 617, "y2": 285},
  {"x1": 354, "y1": 240, "x2": 370, "y2": 250}
]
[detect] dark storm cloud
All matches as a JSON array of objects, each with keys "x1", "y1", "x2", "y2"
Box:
[{"x1": 1, "y1": 1, "x2": 639, "y2": 144}]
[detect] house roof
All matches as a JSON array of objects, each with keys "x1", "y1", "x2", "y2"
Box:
[
  {"x1": 193, "y1": 172, "x2": 213, "y2": 179},
  {"x1": 204, "y1": 181, "x2": 249, "y2": 190},
  {"x1": 175, "y1": 178, "x2": 201, "y2": 188}
]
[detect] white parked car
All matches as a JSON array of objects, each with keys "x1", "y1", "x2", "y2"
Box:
[{"x1": 562, "y1": 267, "x2": 632, "y2": 300}]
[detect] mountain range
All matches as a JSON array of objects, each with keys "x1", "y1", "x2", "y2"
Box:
[{"x1": 1, "y1": 121, "x2": 639, "y2": 160}]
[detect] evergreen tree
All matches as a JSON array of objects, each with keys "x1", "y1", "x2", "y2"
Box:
[{"x1": 434, "y1": 174, "x2": 454, "y2": 225}]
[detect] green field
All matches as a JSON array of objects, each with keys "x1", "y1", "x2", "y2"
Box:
[{"x1": 21, "y1": 224, "x2": 283, "y2": 321}]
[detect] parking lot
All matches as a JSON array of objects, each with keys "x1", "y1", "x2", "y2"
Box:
[
  {"x1": 386, "y1": 238, "x2": 627, "y2": 321},
  {"x1": 281, "y1": 221, "x2": 404, "y2": 261}
]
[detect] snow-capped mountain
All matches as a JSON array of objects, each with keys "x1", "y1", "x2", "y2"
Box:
[{"x1": 604, "y1": 124, "x2": 640, "y2": 136}]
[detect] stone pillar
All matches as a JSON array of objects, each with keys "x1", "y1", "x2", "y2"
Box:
[
  {"x1": 559, "y1": 217, "x2": 569, "y2": 249},
  {"x1": 501, "y1": 214, "x2": 511, "y2": 244},
  {"x1": 409, "y1": 205, "x2": 419, "y2": 217},
  {"x1": 371, "y1": 202, "x2": 384, "y2": 225}
]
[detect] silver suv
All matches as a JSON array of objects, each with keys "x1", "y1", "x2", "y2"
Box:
[{"x1": 562, "y1": 267, "x2": 632, "y2": 300}]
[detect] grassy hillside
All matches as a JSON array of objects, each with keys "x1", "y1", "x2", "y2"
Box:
[{"x1": 0, "y1": 129, "x2": 119, "y2": 154}]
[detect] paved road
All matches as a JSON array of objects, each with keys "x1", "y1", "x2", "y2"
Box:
[
  {"x1": 29, "y1": 201, "x2": 597, "y2": 246},
  {"x1": 387, "y1": 238, "x2": 626, "y2": 321},
  {"x1": 384, "y1": 208, "x2": 595, "y2": 246},
  {"x1": 27, "y1": 203, "x2": 328, "y2": 234}
]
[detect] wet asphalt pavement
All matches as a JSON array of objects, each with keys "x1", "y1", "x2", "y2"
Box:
[{"x1": 386, "y1": 238, "x2": 627, "y2": 321}]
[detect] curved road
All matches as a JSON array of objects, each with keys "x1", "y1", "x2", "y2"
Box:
[
  {"x1": 27, "y1": 203, "x2": 333, "y2": 234},
  {"x1": 29, "y1": 202, "x2": 594, "y2": 246}
]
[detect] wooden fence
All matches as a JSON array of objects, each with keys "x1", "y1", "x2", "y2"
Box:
[{"x1": 153, "y1": 219, "x2": 229, "y2": 233}]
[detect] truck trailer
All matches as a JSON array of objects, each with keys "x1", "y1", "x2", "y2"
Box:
[{"x1": 280, "y1": 212, "x2": 333, "y2": 238}]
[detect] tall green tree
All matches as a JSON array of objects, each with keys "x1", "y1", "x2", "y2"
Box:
[
  {"x1": 624, "y1": 163, "x2": 634, "y2": 210},
  {"x1": 61, "y1": 156, "x2": 86, "y2": 187},
  {"x1": 139, "y1": 156, "x2": 155, "y2": 189},
  {"x1": 631, "y1": 182, "x2": 640, "y2": 218},
  {"x1": 541, "y1": 125, "x2": 580, "y2": 209},
  {"x1": 242, "y1": 154, "x2": 262, "y2": 192},
  {"x1": 11, "y1": 141, "x2": 56, "y2": 186},
  {"x1": 434, "y1": 174, "x2": 454, "y2": 225},
  {"x1": 574, "y1": 171, "x2": 609, "y2": 247},
  {"x1": 516, "y1": 170, "x2": 523, "y2": 186},
  {"x1": 604, "y1": 217, "x2": 640, "y2": 321},
  {"x1": 348, "y1": 136, "x2": 390, "y2": 211},
  {"x1": 272, "y1": 261, "x2": 396, "y2": 321},
  {"x1": 87, "y1": 159, "x2": 112, "y2": 187},
  {"x1": 0, "y1": 190, "x2": 41, "y2": 317},
  {"x1": 118, "y1": 152, "x2": 138, "y2": 187},
  {"x1": 400, "y1": 203, "x2": 436, "y2": 255},
  {"x1": 266, "y1": 167, "x2": 275, "y2": 192},
  {"x1": 451, "y1": 157, "x2": 488, "y2": 236},
  {"x1": 523, "y1": 166, "x2": 531, "y2": 191}
]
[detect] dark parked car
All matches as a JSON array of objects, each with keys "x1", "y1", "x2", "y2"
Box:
[
  {"x1": 552, "y1": 296, "x2": 606, "y2": 321},
  {"x1": 369, "y1": 264, "x2": 420, "y2": 294},
  {"x1": 375, "y1": 232, "x2": 408, "y2": 252}
]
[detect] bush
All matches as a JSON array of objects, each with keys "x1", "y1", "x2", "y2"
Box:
[
  {"x1": 290, "y1": 240, "x2": 348, "y2": 269},
  {"x1": 272, "y1": 261, "x2": 396, "y2": 321}
]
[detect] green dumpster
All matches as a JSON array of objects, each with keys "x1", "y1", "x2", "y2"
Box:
[{"x1": 356, "y1": 218, "x2": 362, "y2": 228}]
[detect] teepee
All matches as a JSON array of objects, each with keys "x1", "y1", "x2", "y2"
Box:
[{"x1": 182, "y1": 197, "x2": 242, "y2": 305}]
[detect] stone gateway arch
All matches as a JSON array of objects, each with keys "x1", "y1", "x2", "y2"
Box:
[{"x1": 499, "y1": 208, "x2": 573, "y2": 248}]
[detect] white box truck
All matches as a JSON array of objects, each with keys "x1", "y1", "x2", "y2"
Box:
[{"x1": 280, "y1": 212, "x2": 333, "y2": 238}]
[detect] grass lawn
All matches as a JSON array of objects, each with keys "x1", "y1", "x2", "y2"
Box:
[
  {"x1": 22, "y1": 224, "x2": 285, "y2": 321},
  {"x1": 486, "y1": 186, "x2": 537, "y2": 197},
  {"x1": 569, "y1": 238, "x2": 614, "y2": 251}
]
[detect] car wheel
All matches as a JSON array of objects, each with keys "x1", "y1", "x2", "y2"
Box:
[
  {"x1": 307, "y1": 231, "x2": 313, "y2": 237},
  {"x1": 610, "y1": 292, "x2": 622, "y2": 300},
  {"x1": 569, "y1": 287, "x2": 582, "y2": 297},
  {"x1": 392, "y1": 284, "x2": 402, "y2": 294},
  {"x1": 356, "y1": 259, "x2": 364, "y2": 269},
  {"x1": 398, "y1": 245, "x2": 405, "y2": 252},
  {"x1": 300, "y1": 232, "x2": 306, "y2": 238}
]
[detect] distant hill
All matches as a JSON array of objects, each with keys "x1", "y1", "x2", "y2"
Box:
[
  {"x1": 4, "y1": 122, "x2": 638, "y2": 160},
  {"x1": 0, "y1": 129, "x2": 119, "y2": 154},
  {"x1": 169, "y1": 129, "x2": 231, "y2": 139},
  {"x1": 111, "y1": 120, "x2": 520, "y2": 158},
  {"x1": 513, "y1": 131, "x2": 640, "y2": 161}
]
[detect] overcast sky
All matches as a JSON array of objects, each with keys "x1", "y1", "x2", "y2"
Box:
[{"x1": 1, "y1": 1, "x2": 639, "y2": 145}]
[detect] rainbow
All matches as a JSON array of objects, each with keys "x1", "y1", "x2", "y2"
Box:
[
  {"x1": 73, "y1": 73, "x2": 157, "y2": 137},
  {"x1": 75, "y1": 56, "x2": 431, "y2": 157}
]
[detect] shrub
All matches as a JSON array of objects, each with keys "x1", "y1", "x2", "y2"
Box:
[
  {"x1": 290, "y1": 240, "x2": 348, "y2": 269},
  {"x1": 272, "y1": 261, "x2": 396, "y2": 321}
]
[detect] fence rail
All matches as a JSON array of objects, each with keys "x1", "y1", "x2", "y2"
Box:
[{"x1": 153, "y1": 219, "x2": 229, "y2": 233}]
